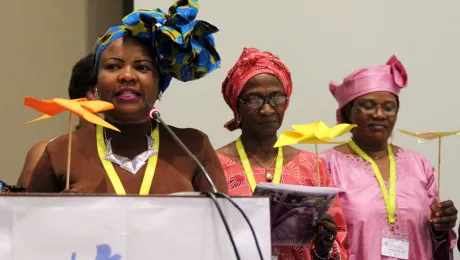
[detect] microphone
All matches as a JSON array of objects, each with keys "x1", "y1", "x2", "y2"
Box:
[{"x1": 145, "y1": 104, "x2": 218, "y2": 193}]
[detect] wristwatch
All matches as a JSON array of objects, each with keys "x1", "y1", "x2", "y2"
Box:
[{"x1": 0, "y1": 180, "x2": 26, "y2": 193}]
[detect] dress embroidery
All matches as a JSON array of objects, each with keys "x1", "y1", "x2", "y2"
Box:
[{"x1": 320, "y1": 148, "x2": 457, "y2": 259}]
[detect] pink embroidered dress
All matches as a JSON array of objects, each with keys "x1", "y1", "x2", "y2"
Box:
[
  {"x1": 320, "y1": 148, "x2": 456, "y2": 260},
  {"x1": 218, "y1": 150, "x2": 349, "y2": 260}
]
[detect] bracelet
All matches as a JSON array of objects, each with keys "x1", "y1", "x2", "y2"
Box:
[
  {"x1": 430, "y1": 224, "x2": 447, "y2": 240},
  {"x1": 312, "y1": 247, "x2": 333, "y2": 260}
]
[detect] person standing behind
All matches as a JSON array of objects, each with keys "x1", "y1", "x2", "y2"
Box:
[
  {"x1": 18, "y1": 53, "x2": 97, "y2": 187},
  {"x1": 217, "y1": 47, "x2": 349, "y2": 260},
  {"x1": 321, "y1": 55, "x2": 457, "y2": 259}
]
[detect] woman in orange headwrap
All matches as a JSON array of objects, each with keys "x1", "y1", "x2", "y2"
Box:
[{"x1": 216, "y1": 48, "x2": 349, "y2": 260}]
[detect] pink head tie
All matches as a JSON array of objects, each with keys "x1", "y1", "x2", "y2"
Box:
[
  {"x1": 329, "y1": 55, "x2": 408, "y2": 123},
  {"x1": 221, "y1": 47, "x2": 292, "y2": 131}
]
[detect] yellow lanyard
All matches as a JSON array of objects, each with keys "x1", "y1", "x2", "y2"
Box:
[
  {"x1": 348, "y1": 139, "x2": 397, "y2": 224},
  {"x1": 96, "y1": 125, "x2": 160, "y2": 195},
  {"x1": 235, "y1": 137, "x2": 283, "y2": 192}
]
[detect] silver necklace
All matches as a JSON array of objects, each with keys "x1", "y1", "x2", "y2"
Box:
[
  {"x1": 103, "y1": 124, "x2": 157, "y2": 174},
  {"x1": 370, "y1": 149, "x2": 389, "y2": 160}
]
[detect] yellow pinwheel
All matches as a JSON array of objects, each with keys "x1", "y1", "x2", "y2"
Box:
[
  {"x1": 275, "y1": 121, "x2": 357, "y2": 147},
  {"x1": 398, "y1": 129, "x2": 460, "y2": 142},
  {"x1": 398, "y1": 128, "x2": 460, "y2": 202},
  {"x1": 275, "y1": 121, "x2": 356, "y2": 186}
]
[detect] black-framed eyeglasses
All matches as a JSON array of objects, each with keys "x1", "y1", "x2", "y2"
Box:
[
  {"x1": 354, "y1": 102, "x2": 398, "y2": 117},
  {"x1": 239, "y1": 95, "x2": 289, "y2": 109}
]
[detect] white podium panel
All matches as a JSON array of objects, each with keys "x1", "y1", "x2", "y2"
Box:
[{"x1": 0, "y1": 195, "x2": 271, "y2": 260}]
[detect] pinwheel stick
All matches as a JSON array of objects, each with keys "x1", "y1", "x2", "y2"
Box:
[
  {"x1": 315, "y1": 144, "x2": 320, "y2": 186},
  {"x1": 437, "y1": 136, "x2": 441, "y2": 203},
  {"x1": 66, "y1": 112, "x2": 73, "y2": 190}
]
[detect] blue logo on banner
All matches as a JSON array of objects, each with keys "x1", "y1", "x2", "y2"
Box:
[{"x1": 71, "y1": 244, "x2": 121, "y2": 260}]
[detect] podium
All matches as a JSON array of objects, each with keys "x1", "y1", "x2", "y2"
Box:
[{"x1": 0, "y1": 194, "x2": 271, "y2": 260}]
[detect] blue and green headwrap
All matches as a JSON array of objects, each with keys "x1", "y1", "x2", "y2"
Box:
[{"x1": 94, "y1": 0, "x2": 221, "y2": 93}]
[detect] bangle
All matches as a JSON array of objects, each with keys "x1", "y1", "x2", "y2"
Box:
[
  {"x1": 312, "y1": 247, "x2": 332, "y2": 260},
  {"x1": 430, "y1": 224, "x2": 447, "y2": 240}
]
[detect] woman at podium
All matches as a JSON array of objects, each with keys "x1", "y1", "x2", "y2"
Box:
[
  {"x1": 27, "y1": 0, "x2": 228, "y2": 195},
  {"x1": 321, "y1": 55, "x2": 457, "y2": 259},
  {"x1": 217, "y1": 48, "x2": 349, "y2": 260}
]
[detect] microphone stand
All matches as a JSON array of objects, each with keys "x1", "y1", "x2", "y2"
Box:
[
  {"x1": 147, "y1": 105, "x2": 264, "y2": 260},
  {"x1": 149, "y1": 110, "x2": 217, "y2": 193}
]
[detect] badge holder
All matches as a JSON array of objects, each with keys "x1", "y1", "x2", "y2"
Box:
[{"x1": 381, "y1": 222, "x2": 409, "y2": 259}]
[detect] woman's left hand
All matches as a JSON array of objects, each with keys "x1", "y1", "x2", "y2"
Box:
[
  {"x1": 313, "y1": 213, "x2": 337, "y2": 257},
  {"x1": 430, "y1": 200, "x2": 458, "y2": 232}
]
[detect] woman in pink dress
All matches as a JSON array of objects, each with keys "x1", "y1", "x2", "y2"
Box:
[
  {"x1": 321, "y1": 55, "x2": 457, "y2": 259},
  {"x1": 216, "y1": 47, "x2": 349, "y2": 260}
]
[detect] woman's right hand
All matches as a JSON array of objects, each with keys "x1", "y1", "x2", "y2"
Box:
[
  {"x1": 313, "y1": 213, "x2": 336, "y2": 258},
  {"x1": 60, "y1": 189, "x2": 79, "y2": 194}
]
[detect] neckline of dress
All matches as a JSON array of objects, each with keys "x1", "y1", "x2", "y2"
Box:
[{"x1": 217, "y1": 149, "x2": 308, "y2": 169}]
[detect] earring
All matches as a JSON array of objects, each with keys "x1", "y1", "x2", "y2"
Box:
[
  {"x1": 236, "y1": 113, "x2": 241, "y2": 124},
  {"x1": 158, "y1": 91, "x2": 162, "y2": 101},
  {"x1": 94, "y1": 88, "x2": 100, "y2": 99}
]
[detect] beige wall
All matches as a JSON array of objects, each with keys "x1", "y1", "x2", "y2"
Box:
[{"x1": 0, "y1": 0, "x2": 123, "y2": 184}]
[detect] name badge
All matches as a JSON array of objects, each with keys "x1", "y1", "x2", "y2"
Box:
[{"x1": 381, "y1": 232, "x2": 409, "y2": 259}]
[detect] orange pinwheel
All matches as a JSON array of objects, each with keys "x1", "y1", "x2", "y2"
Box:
[
  {"x1": 24, "y1": 97, "x2": 120, "y2": 132},
  {"x1": 23, "y1": 96, "x2": 120, "y2": 191}
]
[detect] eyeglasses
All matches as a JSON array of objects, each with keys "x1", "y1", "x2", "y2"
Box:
[
  {"x1": 354, "y1": 102, "x2": 398, "y2": 116},
  {"x1": 239, "y1": 95, "x2": 289, "y2": 109}
]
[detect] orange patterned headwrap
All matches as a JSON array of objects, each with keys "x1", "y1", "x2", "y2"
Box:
[{"x1": 221, "y1": 47, "x2": 292, "y2": 131}]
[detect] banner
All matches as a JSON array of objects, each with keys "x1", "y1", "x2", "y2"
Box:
[{"x1": 0, "y1": 195, "x2": 270, "y2": 260}]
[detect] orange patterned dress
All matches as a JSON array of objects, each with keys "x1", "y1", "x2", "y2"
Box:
[{"x1": 217, "y1": 150, "x2": 349, "y2": 260}]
